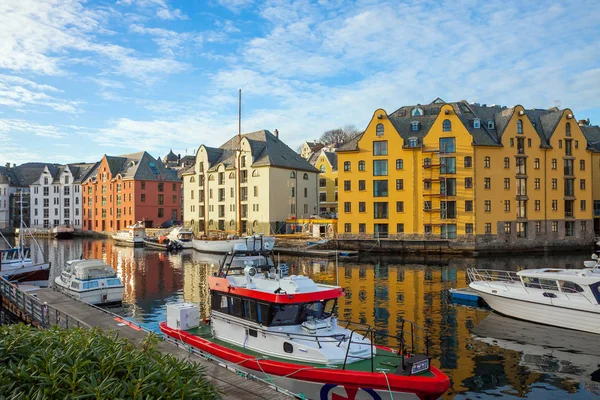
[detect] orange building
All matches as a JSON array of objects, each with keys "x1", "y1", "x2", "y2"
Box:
[{"x1": 82, "y1": 152, "x2": 181, "y2": 232}]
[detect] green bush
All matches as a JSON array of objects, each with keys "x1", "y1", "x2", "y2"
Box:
[{"x1": 0, "y1": 324, "x2": 221, "y2": 399}]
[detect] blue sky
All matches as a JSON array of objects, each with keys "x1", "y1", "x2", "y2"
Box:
[{"x1": 1, "y1": 0, "x2": 599, "y2": 165}]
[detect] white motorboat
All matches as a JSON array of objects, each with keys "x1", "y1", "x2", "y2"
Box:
[
  {"x1": 167, "y1": 226, "x2": 194, "y2": 249},
  {"x1": 54, "y1": 258, "x2": 124, "y2": 305},
  {"x1": 52, "y1": 224, "x2": 74, "y2": 239},
  {"x1": 192, "y1": 234, "x2": 274, "y2": 254},
  {"x1": 468, "y1": 256, "x2": 600, "y2": 334},
  {"x1": 112, "y1": 222, "x2": 145, "y2": 246}
]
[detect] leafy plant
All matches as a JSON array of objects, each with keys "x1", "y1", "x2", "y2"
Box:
[{"x1": 0, "y1": 324, "x2": 221, "y2": 399}]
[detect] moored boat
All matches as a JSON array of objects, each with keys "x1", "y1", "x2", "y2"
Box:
[
  {"x1": 167, "y1": 226, "x2": 194, "y2": 249},
  {"x1": 52, "y1": 224, "x2": 75, "y2": 239},
  {"x1": 161, "y1": 248, "x2": 450, "y2": 399},
  {"x1": 112, "y1": 222, "x2": 145, "y2": 246},
  {"x1": 143, "y1": 236, "x2": 182, "y2": 252},
  {"x1": 192, "y1": 234, "x2": 274, "y2": 254},
  {"x1": 54, "y1": 258, "x2": 124, "y2": 305},
  {"x1": 468, "y1": 256, "x2": 600, "y2": 334}
]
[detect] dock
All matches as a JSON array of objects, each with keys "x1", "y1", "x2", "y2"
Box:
[
  {"x1": 273, "y1": 247, "x2": 358, "y2": 258},
  {"x1": 449, "y1": 287, "x2": 482, "y2": 304},
  {"x1": 0, "y1": 279, "x2": 289, "y2": 400}
]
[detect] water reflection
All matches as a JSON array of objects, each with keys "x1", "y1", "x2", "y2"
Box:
[{"x1": 26, "y1": 237, "x2": 599, "y2": 399}]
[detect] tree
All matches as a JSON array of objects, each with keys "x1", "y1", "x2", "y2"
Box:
[{"x1": 318, "y1": 125, "x2": 360, "y2": 145}]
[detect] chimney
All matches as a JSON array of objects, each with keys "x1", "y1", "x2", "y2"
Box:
[
  {"x1": 4, "y1": 163, "x2": 9, "y2": 169},
  {"x1": 274, "y1": 129, "x2": 279, "y2": 138},
  {"x1": 12, "y1": 163, "x2": 16, "y2": 168},
  {"x1": 578, "y1": 119, "x2": 590, "y2": 126}
]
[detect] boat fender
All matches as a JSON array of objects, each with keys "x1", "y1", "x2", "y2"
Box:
[{"x1": 202, "y1": 317, "x2": 210, "y2": 325}]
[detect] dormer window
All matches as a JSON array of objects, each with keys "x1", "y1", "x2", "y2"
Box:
[
  {"x1": 517, "y1": 120, "x2": 523, "y2": 134},
  {"x1": 411, "y1": 121, "x2": 420, "y2": 131},
  {"x1": 408, "y1": 137, "x2": 418, "y2": 148},
  {"x1": 411, "y1": 107, "x2": 423, "y2": 117},
  {"x1": 473, "y1": 119, "x2": 480, "y2": 129},
  {"x1": 376, "y1": 123, "x2": 384, "y2": 136},
  {"x1": 487, "y1": 120, "x2": 495, "y2": 129}
]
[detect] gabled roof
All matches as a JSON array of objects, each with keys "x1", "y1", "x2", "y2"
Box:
[
  {"x1": 98, "y1": 152, "x2": 180, "y2": 182},
  {"x1": 323, "y1": 151, "x2": 338, "y2": 171},
  {"x1": 581, "y1": 125, "x2": 600, "y2": 152}
]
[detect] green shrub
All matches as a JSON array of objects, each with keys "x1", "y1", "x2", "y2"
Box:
[{"x1": 0, "y1": 324, "x2": 221, "y2": 399}]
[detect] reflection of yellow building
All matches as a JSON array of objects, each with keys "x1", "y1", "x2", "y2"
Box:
[
  {"x1": 337, "y1": 99, "x2": 596, "y2": 250},
  {"x1": 314, "y1": 150, "x2": 338, "y2": 215}
]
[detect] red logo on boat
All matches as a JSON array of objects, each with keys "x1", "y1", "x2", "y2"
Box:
[{"x1": 320, "y1": 384, "x2": 381, "y2": 400}]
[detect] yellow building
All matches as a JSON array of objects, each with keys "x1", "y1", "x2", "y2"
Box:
[
  {"x1": 314, "y1": 150, "x2": 338, "y2": 216},
  {"x1": 337, "y1": 99, "x2": 596, "y2": 250}
]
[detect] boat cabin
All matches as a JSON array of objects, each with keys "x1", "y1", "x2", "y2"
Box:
[
  {"x1": 517, "y1": 268, "x2": 600, "y2": 304},
  {"x1": 1, "y1": 247, "x2": 31, "y2": 262}
]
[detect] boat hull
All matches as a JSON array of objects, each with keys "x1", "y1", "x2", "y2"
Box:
[
  {"x1": 192, "y1": 236, "x2": 275, "y2": 254},
  {"x1": 160, "y1": 322, "x2": 449, "y2": 400},
  {"x1": 112, "y1": 236, "x2": 144, "y2": 247},
  {"x1": 1, "y1": 265, "x2": 50, "y2": 287},
  {"x1": 470, "y1": 283, "x2": 600, "y2": 334},
  {"x1": 54, "y1": 280, "x2": 124, "y2": 305}
]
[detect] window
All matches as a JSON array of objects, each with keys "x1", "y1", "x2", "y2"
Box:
[
  {"x1": 396, "y1": 159, "x2": 403, "y2": 170},
  {"x1": 358, "y1": 161, "x2": 365, "y2": 171},
  {"x1": 484, "y1": 156, "x2": 490, "y2": 168},
  {"x1": 581, "y1": 221, "x2": 587, "y2": 232},
  {"x1": 303, "y1": 173, "x2": 308, "y2": 180},
  {"x1": 504, "y1": 157, "x2": 510, "y2": 168},
  {"x1": 344, "y1": 181, "x2": 351, "y2": 191},
  {"x1": 504, "y1": 178, "x2": 510, "y2": 189},
  {"x1": 396, "y1": 223, "x2": 404, "y2": 233},
  {"x1": 319, "y1": 178, "x2": 326, "y2": 188},
  {"x1": 552, "y1": 200, "x2": 558, "y2": 211},
  {"x1": 516, "y1": 178, "x2": 527, "y2": 196},
  {"x1": 464, "y1": 156, "x2": 472, "y2": 168},
  {"x1": 484, "y1": 200, "x2": 491, "y2": 212},
  {"x1": 517, "y1": 120, "x2": 523, "y2": 133},
  {"x1": 517, "y1": 137, "x2": 525, "y2": 154},
  {"x1": 320, "y1": 165, "x2": 325, "y2": 173},
  {"x1": 528, "y1": 138, "x2": 532, "y2": 147},
  {"x1": 359, "y1": 202, "x2": 366, "y2": 212},
  {"x1": 465, "y1": 200, "x2": 473, "y2": 212},
  {"x1": 484, "y1": 177, "x2": 491, "y2": 189},
  {"x1": 440, "y1": 201, "x2": 456, "y2": 218},
  {"x1": 504, "y1": 200, "x2": 511, "y2": 212},
  {"x1": 358, "y1": 180, "x2": 365, "y2": 191},
  {"x1": 396, "y1": 201, "x2": 404, "y2": 212},
  {"x1": 158, "y1": 183, "x2": 164, "y2": 192},
  {"x1": 290, "y1": 187, "x2": 295, "y2": 198},
  {"x1": 396, "y1": 179, "x2": 404, "y2": 190},
  {"x1": 533, "y1": 200, "x2": 540, "y2": 211},
  {"x1": 344, "y1": 223, "x2": 351, "y2": 233},
  {"x1": 534, "y1": 178, "x2": 540, "y2": 189},
  {"x1": 408, "y1": 137, "x2": 418, "y2": 148},
  {"x1": 376, "y1": 123, "x2": 384, "y2": 136},
  {"x1": 473, "y1": 119, "x2": 480, "y2": 128},
  {"x1": 411, "y1": 122, "x2": 419, "y2": 131},
  {"x1": 373, "y1": 180, "x2": 388, "y2": 197},
  {"x1": 290, "y1": 171, "x2": 296, "y2": 178},
  {"x1": 466, "y1": 223, "x2": 473, "y2": 234},
  {"x1": 441, "y1": 224, "x2": 457, "y2": 239},
  {"x1": 552, "y1": 178, "x2": 558, "y2": 190},
  {"x1": 559, "y1": 140, "x2": 563, "y2": 149},
  {"x1": 439, "y1": 137, "x2": 455, "y2": 153},
  {"x1": 158, "y1": 208, "x2": 164, "y2": 218},
  {"x1": 566, "y1": 122, "x2": 571, "y2": 136},
  {"x1": 411, "y1": 107, "x2": 423, "y2": 116},
  {"x1": 565, "y1": 139, "x2": 572, "y2": 156},
  {"x1": 510, "y1": 138, "x2": 514, "y2": 147},
  {"x1": 424, "y1": 181, "x2": 431, "y2": 190},
  {"x1": 487, "y1": 120, "x2": 495, "y2": 129},
  {"x1": 344, "y1": 202, "x2": 351, "y2": 213},
  {"x1": 373, "y1": 160, "x2": 388, "y2": 176},
  {"x1": 359, "y1": 223, "x2": 366, "y2": 233},
  {"x1": 485, "y1": 223, "x2": 492, "y2": 234},
  {"x1": 158, "y1": 194, "x2": 165, "y2": 205},
  {"x1": 343, "y1": 161, "x2": 351, "y2": 171},
  {"x1": 504, "y1": 222, "x2": 511, "y2": 234},
  {"x1": 319, "y1": 192, "x2": 326, "y2": 202},
  {"x1": 304, "y1": 188, "x2": 307, "y2": 198},
  {"x1": 565, "y1": 221, "x2": 574, "y2": 237},
  {"x1": 552, "y1": 159, "x2": 557, "y2": 169},
  {"x1": 465, "y1": 177, "x2": 473, "y2": 188},
  {"x1": 440, "y1": 157, "x2": 456, "y2": 174},
  {"x1": 580, "y1": 160, "x2": 585, "y2": 171},
  {"x1": 552, "y1": 221, "x2": 558, "y2": 232},
  {"x1": 373, "y1": 141, "x2": 388, "y2": 156},
  {"x1": 442, "y1": 119, "x2": 452, "y2": 132},
  {"x1": 374, "y1": 202, "x2": 388, "y2": 219},
  {"x1": 516, "y1": 222, "x2": 527, "y2": 238},
  {"x1": 440, "y1": 178, "x2": 456, "y2": 196},
  {"x1": 536, "y1": 221, "x2": 542, "y2": 233},
  {"x1": 141, "y1": 194, "x2": 146, "y2": 202},
  {"x1": 534, "y1": 158, "x2": 540, "y2": 169},
  {"x1": 580, "y1": 179, "x2": 586, "y2": 190},
  {"x1": 581, "y1": 200, "x2": 586, "y2": 211},
  {"x1": 424, "y1": 201, "x2": 432, "y2": 211}
]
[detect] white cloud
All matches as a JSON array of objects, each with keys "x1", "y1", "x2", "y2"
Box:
[
  {"x1": 119, "y1": 0, "x2": 188, "y2": 20},
  {"x1": 129, "y1": 24, "x2": 202, "y2": 57},
  {"x1": 0, "y1": 119, "x2": 67, "y2": 138},
  {"x1": 0, "y1": 74, "x2": 81, "y2": 113},
  {"x1": 215, "y1": 0, "x2": 254, "y2": 13}
]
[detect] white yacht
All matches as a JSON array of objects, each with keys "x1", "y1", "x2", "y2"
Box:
[
  {"x1": 112, "y1": 222, "x2": 145, "y2": 246},
  {"x1": 167, "y1": 226, "x2": 194, "y2": 249},
  {"x1": 192, "y1": 234, "x2": 275, "y2": 254},
  {"x1": 468, "y1": 256, "x2": 600, "y2": 334},
  {"x1": 54, "y1": 259, "x2": 124, "y2": 305}
]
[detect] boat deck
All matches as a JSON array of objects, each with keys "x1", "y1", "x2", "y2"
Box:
[{"x1": 186, "y1": 324, "x2": 434, "y2": 376}]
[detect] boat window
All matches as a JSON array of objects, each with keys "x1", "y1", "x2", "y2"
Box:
[
  {"x1": 257, "y1": 302, "x2": 270, "y2": 325},
  {"x1": 231, "y1": 297, "x2": 243, "y2": 318},
  {"x1": 323, "y1": 299, "x2": 337, "y2": 318},
  {"x1": 107, "y1": 278, "x2": 122, "y2": 286},
  {"x1": 538, "y1": 279, "x2": 558, "y2": 291},
  {"x1": 522, "y1": 276, "x2": 541, "y2": 289},
  {"x1": 5, "y1": 251, "x2": 14, "y2": 260},
  {"x1": 283, "y1": 342, "x2": 293, "y2": 353},
  {"x1": 211, "y1": 293, "x2": 230, "y2": 314},
  {"x1": 300, "y1": 302, "x2": 324, "y2": 322},
  {"x1": 558, "y1": 280, "x2": 584, "y2": 293},
  {"x1": 248, "y1": 329, "x2": 258, "y2": 338},
  {"x1": 270, "y1": 304, "x2": 300, "y2": 326},
  {"x1": 83, "y1": 281, "x2": 99, "y2": 290},
  {"x1": 243, "y1": 299, "x2": 258, "y2": 322},
  {"x1": 71, "y1": 282, "x2": 80, "y2": 290}
]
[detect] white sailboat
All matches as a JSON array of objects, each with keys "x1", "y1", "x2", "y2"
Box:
[{"x1": 167, "y1": 226, "x2": 194, "y2": 249}]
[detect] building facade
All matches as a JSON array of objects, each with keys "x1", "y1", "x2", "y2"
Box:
[
  {"x1": 182, "y1": 130, "x2": 319, "y2": 235},
  {"x1": 337, "y1": 99, "x2": 596, "y2": 250},
  {"x1": 314, "y1": 150, "x2": 338, "y2": 216},
  {"x1": 82, "y1": 152, "x2": 181, "y2": 232}
]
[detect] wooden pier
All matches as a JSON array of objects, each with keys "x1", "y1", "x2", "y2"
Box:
[
  {"x1": 273, "y1": 246, "x2": 358, "y2": 258},
  {"x1": 0, "y1": 278, "x2": 290, "y2": 400}
]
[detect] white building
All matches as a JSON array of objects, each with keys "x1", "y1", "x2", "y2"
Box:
[{"x1": 182, "y1": 130, "x2": 319, "y2": 235}]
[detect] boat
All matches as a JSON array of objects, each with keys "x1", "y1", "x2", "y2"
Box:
[
  {"x1": 112, "y1": 222, "x2": 145, "y2": 246},
  {"x1": 192, "y1": 234, "x2": 275, "y2": 254},
  {"x1": 54, "y1": 258, "x2": 124, "y2": 305},
  {"x1": 0, "y1": 195, "x2": 50, "y2": 287},
  {"x1": 143, "y1": 236, "x2": 182, "y2": 252},
  {"x1": 468, "y1": 256, "x2": 600, "y2": 334},
  {"x1": 160, "y1": 247, "x2": 450, "y2": 399},
  {"x1": 52, "y1": 224, "x2": 75, "y2": 239},
  {"x1": 167, "y1": 226, "x2": 194, "y2": 249}
]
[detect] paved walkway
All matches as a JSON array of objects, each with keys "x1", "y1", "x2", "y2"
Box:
[{"x1": 33, "y1": 289, "x2": 289, "y2": 400}]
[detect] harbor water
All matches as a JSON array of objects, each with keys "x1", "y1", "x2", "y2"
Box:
[{"x1": 18, "y1": 238, "x2": 600, "y2": 399}]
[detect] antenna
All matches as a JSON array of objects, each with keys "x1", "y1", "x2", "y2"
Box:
[
  {"x1": 554, "y1": 100, "x2": 561, "y2": 109},
  {"x1": 236, "y1": 89, "x2": 242, "y2": 236}
]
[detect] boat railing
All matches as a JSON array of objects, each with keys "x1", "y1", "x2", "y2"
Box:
[{"x1": 467, "y1": 268, "x2": 521, "y2": 288}]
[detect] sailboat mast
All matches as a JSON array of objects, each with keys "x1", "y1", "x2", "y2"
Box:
[
  {"x1": 236, "y1": 89, "x2": 242, "y2": 236},
  {"x1": 19, "y1": 190, "x2": 24, "y2": 260}
]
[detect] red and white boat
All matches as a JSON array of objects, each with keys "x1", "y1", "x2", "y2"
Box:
[{"x1": 160, "y1": 248, "x2": 450, "y2": 400}]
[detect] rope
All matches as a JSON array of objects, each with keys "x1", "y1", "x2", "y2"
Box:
[{"x1": 381, "y1": 370, "x2": 394, "y2": 399}]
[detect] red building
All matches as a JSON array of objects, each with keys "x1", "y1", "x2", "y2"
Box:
[{"x1": 82, "y1": 152, "x2": 181, "y2": 232}]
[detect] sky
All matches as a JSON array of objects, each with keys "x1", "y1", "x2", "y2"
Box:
[{"x1": 1, "y1": 0, "x2": 599, "y2": 166}]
